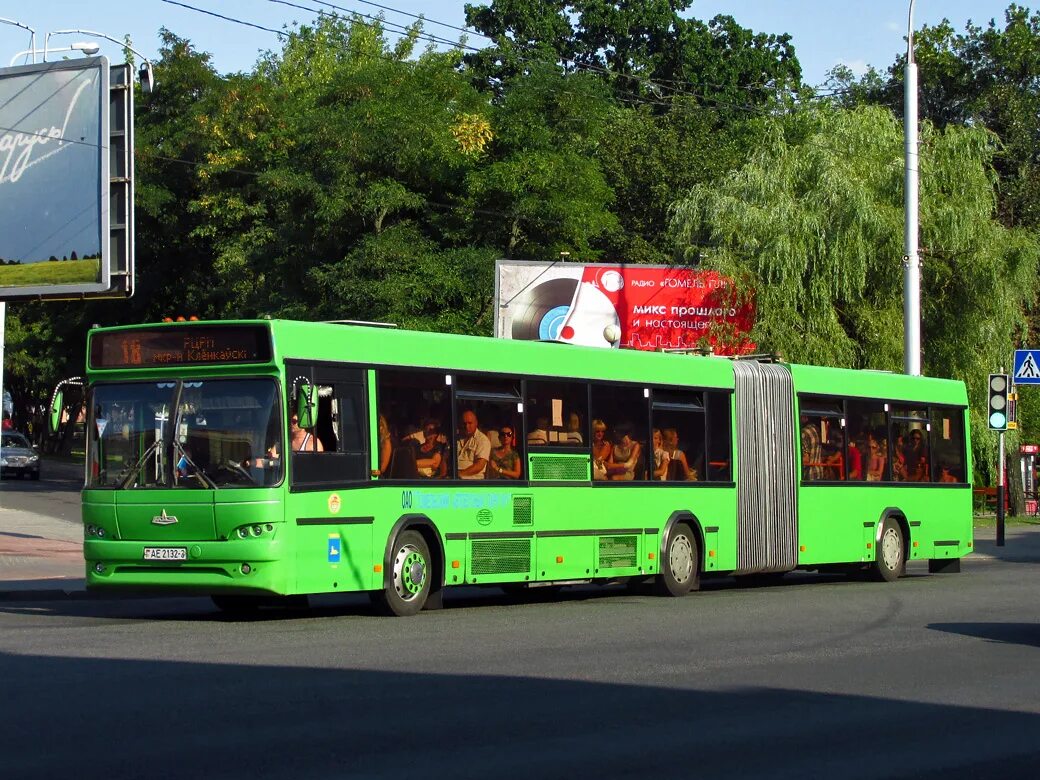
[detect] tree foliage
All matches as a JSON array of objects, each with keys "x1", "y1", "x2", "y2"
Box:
[{"x1": 670, "y1": 104, "x2": 1039, "y2": 474}]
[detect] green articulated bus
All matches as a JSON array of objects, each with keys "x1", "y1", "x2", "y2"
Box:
[{"x1": 63, "y1": 319, "x2": 973, "y2": 616}]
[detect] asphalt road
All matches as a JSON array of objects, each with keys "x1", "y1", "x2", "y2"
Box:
[
  {"x1": 2, "y1": 552, "x2": 1038, "y2": 779},
  {"x1": 0, "y1": 456, "x2": 82, "y2": 523}
]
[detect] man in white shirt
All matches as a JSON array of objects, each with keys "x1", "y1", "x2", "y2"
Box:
[{"x1": 457, "y1": 409, "x2": 491, "y2": 479}]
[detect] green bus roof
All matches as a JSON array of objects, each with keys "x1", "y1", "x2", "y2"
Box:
[{"x1": 86, "y1": 319, "x2": 966, "y2": 405}]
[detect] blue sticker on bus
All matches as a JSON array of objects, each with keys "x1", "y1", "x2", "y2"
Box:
[{"x1": 327, "y1": 534, "x2": 341, "y2": 564}]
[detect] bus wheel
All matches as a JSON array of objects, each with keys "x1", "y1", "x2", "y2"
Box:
[
  {"x1": 655, "y1": 522, "x2": 699, "y2": 597},
  {"x1": 873, "y1": 518, "x2": 906, "y2": 582},
  {"x1": 377, "y1": 530, "x2": 431, "y2": 617}
]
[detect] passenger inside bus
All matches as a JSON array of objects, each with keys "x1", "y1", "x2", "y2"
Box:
[
  {"x1": 662, "y1": 428, "x2": 691, "y2": 481},
  {"x1": 608, "y1": 423, "x2": 642, "y2": 481},
  {"x1": 414, "y1": 419, "x2": 445, "y2": 478},
  {"x1": 377, "y1": 414, "x2": 392, "y2": 475},
  {"x1": 457, "y1": 409, "x2": 490, "y2": 479},
  {"x1": 592, "y1": 419, "x2": 611, "y2": 480},
  {"x1": 904, "y1": 429, "x2": 929, "y2": 481},
  {"x1": 651, "y1": 429, "x2": 670, "y2": 481},
  {"x1": 822, "y1": 429, "x2": 845, "y2": 480},
  {"x1": 891, "y1": 434, "x2": 908, "y2": 481},
  {"x1": 564, "y1": 412, "x2": 583, "y2": 444},
  {"x1": 487, "y1": 426, "x2": 522, "y2": 479},
  {"x1": 527, "y1": 416, "x2": 550, "y2": 446}
]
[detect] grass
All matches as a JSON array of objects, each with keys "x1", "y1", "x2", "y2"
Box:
[{"x1": 0, "y1": 259, "x2": 100, "y2": 286}]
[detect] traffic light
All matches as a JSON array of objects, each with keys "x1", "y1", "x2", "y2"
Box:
[{"x1": 988, "y1": 374, "x2": 1009, "y2": 430}]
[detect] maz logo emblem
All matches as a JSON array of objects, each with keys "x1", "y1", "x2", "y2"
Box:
[{"x1": 152, "y1": 510, "x2": 178, "y2": 526}]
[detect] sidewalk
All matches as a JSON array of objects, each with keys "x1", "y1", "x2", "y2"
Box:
[
  {"x1": 0, "y1": 503, "x2": 86, "y2": 599},
  {"x1": 2, "y1": 495, "x2": 1040, "y2": 599}
]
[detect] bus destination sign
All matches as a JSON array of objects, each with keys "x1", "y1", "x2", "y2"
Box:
[{"x1": 90, "y1": 326, "x2": 272, "y2": 369}]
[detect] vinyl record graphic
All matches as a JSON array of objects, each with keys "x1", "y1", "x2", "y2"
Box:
[{"x1": 510, "y1": 278, "x2": 578, "y2": 341}]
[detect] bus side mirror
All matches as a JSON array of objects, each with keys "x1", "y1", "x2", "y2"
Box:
[
  {"x1": 48, "y1": 389, "x2": 64, "y2": 435},
  {"x1": 296, "y1": 383, "x2": 318, "y2": 430}
]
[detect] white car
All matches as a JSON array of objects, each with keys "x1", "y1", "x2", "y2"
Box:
[{"x1": 1, "y1": 432, "x2": 40, "y2": 480}]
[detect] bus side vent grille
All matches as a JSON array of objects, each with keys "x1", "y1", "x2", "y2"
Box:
[
  {"x1": 513, "y1": 495, "x2": 533, "y2": 526},
  {"x1": 471, "y1": 539, "x2": 531, "y2": 575},
  {"x1": 529, "y1": 455, "x2": 589, "y2": 481},
  {"x1": 599, "y1": 535, "x2": 637, "y2": 569}
]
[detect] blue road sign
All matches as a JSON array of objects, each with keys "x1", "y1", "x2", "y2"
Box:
[{"x1": 1013, "y1": 349, "x2": 1040, "y2": 385}]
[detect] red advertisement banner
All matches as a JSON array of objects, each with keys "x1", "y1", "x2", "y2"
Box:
[{"x1": 496, "y1": 261, "x2": 755, "y2": 354}]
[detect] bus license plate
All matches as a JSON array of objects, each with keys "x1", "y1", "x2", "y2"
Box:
[{"x1": 143, "y1": 547, "x2": 187, "y2": 561}]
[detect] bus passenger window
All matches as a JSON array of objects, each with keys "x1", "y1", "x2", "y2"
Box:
[
  {"x1": 889, "y1": 407, "x2": 929, "y2": 483},
  {"x1": 846, "y1": 399, "x2": 886, "y2": 482},
  {"x1": 376, "y1": 369, "x2": 452, "y2": 479},
  {"x1": 525, "y1": 381, "x2": 588, "y2": 447},
  {"x1": 451, "y1": 376, "x2": 523, "y2": 481},
  {"x1": 287, "y1": 364, "x2": 368, "y2": 486},
  {"x1": 592, "y1": 384, "x2": 648, "y2": 481},
  {"x1": 650, "y1": 388, "x2": 704, "y2": 482},
  {"x1": 705, "y1": 392, "x2": 732, "y2": 482},
  {"x1": 930, "y1": 407, "x2": 965, "y2": 483},
  {"x1": 798, "y1": 397, "x2": 843, "y2": 482}
]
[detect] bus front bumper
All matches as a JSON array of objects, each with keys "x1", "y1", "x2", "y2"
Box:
[{"x1": 83, "y1": 538, "x2": 291, "y2": 595}]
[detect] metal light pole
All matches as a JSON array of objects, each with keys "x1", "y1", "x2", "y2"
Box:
[
  {"x1": 904, "y1": 0, "x2": 921, "y2": 376},
  {"x1": 46, "y1": 29, "x2": 154, "y2": 91}
]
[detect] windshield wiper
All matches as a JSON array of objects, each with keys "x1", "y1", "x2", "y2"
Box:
[
  {"x1": 116, "y1": 438, "x2": 163, "y2": 489},
  {"x1": 173, "y1": 439, "x2": 218, "y2": 489}
]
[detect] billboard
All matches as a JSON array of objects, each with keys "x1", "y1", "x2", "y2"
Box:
[
  {"x1": 495, "y1": 260, "x2": 755, "y2": 354},
  {"x1": 0, "y1": 56, "x2": 132, "y2": 300}
]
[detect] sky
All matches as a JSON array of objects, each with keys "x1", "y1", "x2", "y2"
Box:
[{"x1": 0, "y1": 1, "x2": 1026, "y2": 87}]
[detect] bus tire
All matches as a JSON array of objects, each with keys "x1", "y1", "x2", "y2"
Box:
[
  {"x1": 873, "y1": 517, "x2": 906, "y2": 582},
  {"x1": 655, "y1": 522, "x2": 699, "y2": 597},
  {"x1": 376, "y1": 529, "x2": 431, "y2": 617}
]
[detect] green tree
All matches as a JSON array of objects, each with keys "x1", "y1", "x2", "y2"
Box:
[
  {"x1": 595, "y1": 100, "x2": 769, "y2": 264},
  {"x1": 464, "y1": 1, "x2": 801, "y2": 106},
  {"x1": 670, "y1": 105, "x2": 1039, "y2": 476},
  {"x1": 825, "y1": 5, "x2": 1040, "y2": 448},
  {"x1": 461, "y1": 62, "x2": 619, "y2": 259},
  {"x1": 828, "y1": 5, "x2": 1040, "y2": 229},
  {"x1": 186, "y1": 15, "x2": 492, "y2": 322}
]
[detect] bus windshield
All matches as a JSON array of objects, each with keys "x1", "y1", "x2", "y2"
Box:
[{"x1": 87, "y1": 378, "x2": 283, "y2": 489}]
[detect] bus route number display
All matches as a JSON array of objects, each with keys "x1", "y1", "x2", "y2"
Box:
[{"x1": 90, "y1": 326, "x2": 272, "y2": 368}]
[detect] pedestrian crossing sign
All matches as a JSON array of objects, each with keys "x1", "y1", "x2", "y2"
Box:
[{"x1": 1013, "y1": 349, "x2": 1040, "y2": 385}]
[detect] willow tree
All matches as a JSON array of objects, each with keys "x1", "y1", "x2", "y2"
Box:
[{"x1": 670, "y1": 104, "x2": 1039, "y2": 476}]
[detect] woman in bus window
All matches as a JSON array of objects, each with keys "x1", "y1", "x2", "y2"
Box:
[
  {"x1": 891, "y1": 433, "x2": 908, "y2": 481},
  {"x1": 651, "y1": 429, "x2": 670, "y2": 481},
  {"x1": 904, "y1": 429, "x2": 929, "y2": 482},
  {"x1": 608, "y1": 423, "x2": 642, "y2": 481},
  {"x1": 662, "y1": 428, "x2": 690, "y2": 481},
  {"x1": 592, "y1": 419, "x2": 612, "y2": 480},
  {"x1": 487, "y1": 426, "x2": 522, "y2": 479},
  {"x1": 414, "y1": 419, "x2": 444, "y2": 478},
  {"x1": 866, "y1": 431, "x2": 886, "y2": 481}
]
